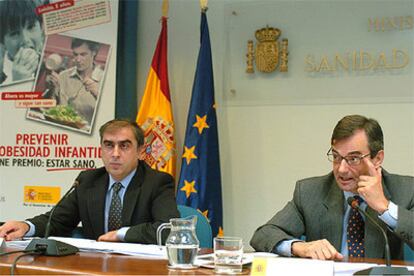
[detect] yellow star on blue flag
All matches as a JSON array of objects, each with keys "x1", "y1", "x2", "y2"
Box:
[
  {"x1": 193, "y1": 114, "x2": 209, "y2": 134},
  {"x1": 180, "y1": 180, "x2": 197, "y2": 198},
  {"x1": 182, "y1": 146, "x2": 197, "y2": 165}
]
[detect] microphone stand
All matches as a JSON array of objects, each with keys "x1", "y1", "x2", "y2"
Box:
[
  {"x1": 25, "y1": 181, "x2": 79, "y2": 256},
  {"x1": 347, "y1": 197, "x2": 409, "y2": 275}
]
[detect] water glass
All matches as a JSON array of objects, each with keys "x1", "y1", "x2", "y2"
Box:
[{"x1": 214, "y1": 237, "x2": 243, "y2": 274}]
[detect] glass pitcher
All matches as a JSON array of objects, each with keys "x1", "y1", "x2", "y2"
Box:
[{"x1": 157, "y1": 215, "x2": 200, "y2": 269}]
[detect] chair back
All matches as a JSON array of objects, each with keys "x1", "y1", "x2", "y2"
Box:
[
  {"x1": 177, "y1": 204, "x2": 213, "y2": 248},
  {"x1": 405, "y1": 244, "x2": 414, "y2": 262},
  {"x1": 71, "y1": 227, "x2": 85, "y2": 239}
]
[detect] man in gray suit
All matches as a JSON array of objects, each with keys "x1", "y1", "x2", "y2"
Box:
[
  {"x1": 250, "y1": 115, "x2": 414, "y2": 260},
  {"x1": 0, "y1": 119, "x2": 179, "y2": 244}
]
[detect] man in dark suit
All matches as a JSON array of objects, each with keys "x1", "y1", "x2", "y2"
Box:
[
  {"x1": 250, "y1": 115, "x2": 414, "y2": 260},
  {"x1": 0, "y1": 119, "x2": 180, "y2": 244}
]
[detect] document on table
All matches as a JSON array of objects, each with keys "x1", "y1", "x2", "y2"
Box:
[
  {"x1": 251, "y1": 256, "x2": 334, "y2": 276},
  {"x1": 249, "y1": 255, "x2": 414, "y2": 276},
  {"x1": 6, "y1": 237, "x2": 167, "y2": 259},
  {"x1": 334, "y1": 262, "x2": 414, "y2": 275}
]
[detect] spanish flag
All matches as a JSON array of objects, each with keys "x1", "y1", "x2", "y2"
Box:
[{"x1": 136, "y1": 16, "x2": 176, "y2": 178}]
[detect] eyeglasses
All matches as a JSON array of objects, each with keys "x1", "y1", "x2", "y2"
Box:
[
  {"x1": 102, "y1": 140, "x2": 133, "y2": 152},
  {"x1": 326, "y1": 148, "x2": 370, "y2": 166}
]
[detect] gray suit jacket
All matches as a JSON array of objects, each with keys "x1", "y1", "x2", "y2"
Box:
[
  {"x1": 28, "y1": 161, "x2": 180, "y2": 244},
  {"x1": 250, "y1": 170, "x2": 414, "y2": 260}
]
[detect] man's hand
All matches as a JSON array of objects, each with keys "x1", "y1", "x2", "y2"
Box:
[
  {"x1": 83, "y1": 77, "x2": 99, "y2": 98},
  {"x1": 291, "y1": 239, "x2": 344, "y2": 260},
  {"x1": 0, "y1": 221, "x2": 30, "y2": 241},
  {"x1": 46, "y1": 71, "x2": 61, "y2": 94},
  {"x1": 12, "y1": 47, "x2": 39, "y2": 81},
  {"x1": 357, "y1": 158, "x2": 389, "y2": 214},
  {"x1": 97, "y1": 230, "x2": 120, "y2": 242}
]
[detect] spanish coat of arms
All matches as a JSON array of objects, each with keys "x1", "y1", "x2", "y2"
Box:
[
  {"x1": 139, "y1": 116, "x2": 175, "y2": 170},
  {"x1": 246, "y1": 26, "x2": 288, "y2": 73}
]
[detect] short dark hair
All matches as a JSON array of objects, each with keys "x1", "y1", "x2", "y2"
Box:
[
  {"x1": 99, "y1": 119, "x2": 145, "y2": 148},
  {"x1": 331, "y1": 115, "x2": 384, "y2": 157},
  {"x1": 0, "y1": 0, "x2": 43, "y2": 43},
  {"x1": 71, "y1": 38, "x2": 100, "y2": 55}
]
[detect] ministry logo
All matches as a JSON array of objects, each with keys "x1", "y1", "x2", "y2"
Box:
[{"x1": 246, "y1": 26, "x2": 289, "y2": 74}]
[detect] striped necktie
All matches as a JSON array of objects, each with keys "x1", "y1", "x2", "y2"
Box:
[{"x1": 108, "y1": 182, "x2": 123, "y2": 232}]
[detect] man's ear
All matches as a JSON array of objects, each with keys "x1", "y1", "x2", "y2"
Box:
[
  {"x1": 137, "y1": 145, "x2": 144, "y2": 158},
  {"x1": 373, "y1": 150, "x2": 384, "y2": 168}
]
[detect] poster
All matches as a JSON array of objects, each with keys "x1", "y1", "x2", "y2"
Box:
[{"x1": 0, "y1": 0, "x2": 118, "y2": 220}]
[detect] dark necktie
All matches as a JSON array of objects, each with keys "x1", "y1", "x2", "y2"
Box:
[
  {"x1": 108, "y1": 182, "x2": 123, "y2": 232},
  {"x1": 347, "y1": 195, "x2": 365, "y2": 257}
]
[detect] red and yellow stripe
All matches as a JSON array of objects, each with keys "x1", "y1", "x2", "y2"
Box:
[{"x1": 137, "y1": 17, "x2": 176, "y2": 177}]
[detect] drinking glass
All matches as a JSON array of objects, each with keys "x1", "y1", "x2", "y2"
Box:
[{"x1": 214, "y1": 236, "x2": 243, "y2": 274}]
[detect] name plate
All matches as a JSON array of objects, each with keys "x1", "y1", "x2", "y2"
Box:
[{"x1": 251, "y1": 256, "x2": 334, "y2": 276}]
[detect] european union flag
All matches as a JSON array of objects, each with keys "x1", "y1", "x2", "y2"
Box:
[{"x1": 176, "y1": 10, "x2": 223, "y2": 238}]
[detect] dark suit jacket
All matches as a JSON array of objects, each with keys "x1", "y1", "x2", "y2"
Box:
[
  {"x1": 28, "y1": 161, "x2": 180, "y2": 244},
  {"x1": 250, "y1": 170, "x2": 414, "y2": 260}
]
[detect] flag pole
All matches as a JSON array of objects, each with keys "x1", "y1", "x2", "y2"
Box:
[
  {"x1": 162, "y1": 0, "x2": 169, "y2": 17},
  {"x1": 199, "y1": 0, "x2": 208, "y2": 11}
]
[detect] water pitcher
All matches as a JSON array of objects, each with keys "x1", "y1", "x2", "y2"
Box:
[{"x1": 157, "y1": 216, "x2": 200, "y2": 269}]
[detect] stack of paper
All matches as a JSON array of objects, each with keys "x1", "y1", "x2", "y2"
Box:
[{"x1": 6, "y1": 237, "x2": 167, "y2": 259}]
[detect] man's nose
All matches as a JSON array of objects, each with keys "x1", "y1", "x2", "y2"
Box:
[
  {"x1": 337, "y1": 158, "x2": 349, "y2": 173},
  {"x1": 112, "y1": 145, "x2": 121, "y2": 157},
  {"x1": 74, "y1": 55, "x2": 82, "y2": 63}
]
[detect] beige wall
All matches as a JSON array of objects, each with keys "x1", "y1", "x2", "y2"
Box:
[{"x1": 136, "y1": 0, "x2": 414, "y2": 249}]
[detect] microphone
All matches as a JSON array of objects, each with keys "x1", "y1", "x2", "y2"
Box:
[
  {"x1": 25, "y1": 181, "x2": 80, "y2": 256},
  {"x1": 347, "y1": 197, "x2": 409, "y2": 275}
]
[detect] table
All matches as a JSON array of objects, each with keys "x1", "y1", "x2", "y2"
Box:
[
  {"x1": 0, "y1": 247, "x2": 228, "y2": 275},
  {"x1": 0, "y1": 246, "x2": 412, "y2": 275}
]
